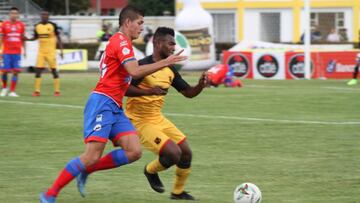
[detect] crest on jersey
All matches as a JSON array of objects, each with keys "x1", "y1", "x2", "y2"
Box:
[{"x1": 122, "y1": 47, "x2": 130, "y2": 55}]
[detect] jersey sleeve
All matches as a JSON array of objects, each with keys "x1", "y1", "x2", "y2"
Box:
[
  {"x1": 170, "y1": 66, "x2": 190, "y2": 92},
  {"x1": 50, "y1": 22, "x2": 60, "y2": 35},
  {"x1": 130, "y1": 56, "x2": 150, "y2": 86},
  {"x1": 33, "y1": 24, "x2": 38, "y2": 39},
  {"x1": 117, "y1": 39, "x2": 136, "y2": 65}
]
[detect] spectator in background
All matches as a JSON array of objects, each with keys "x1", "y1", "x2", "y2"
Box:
[
  {"x1": 326, "y1": 28, "x2": 341, "y2": 42},
  {"x1": 300, "y1": 27, "x2": 322, "y2": 43},
  {"x1": 339, "y1": 28, "x2": 348, "y2": 42},
  {"x1": 97, "y1": 24, "x2": 113, "y2": 42},
  {"x1": 143, "y1": 27, "x2": 153, "y2": 43}
]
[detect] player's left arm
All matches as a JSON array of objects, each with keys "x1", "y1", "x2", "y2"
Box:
[
  {"x1": 53, "y1": 23, "x2": 64, "y2": 59},
  {"x1": 126, "y1": 85, "x2": 167, "y2": 97},
  {"x1": 125, "y1": 77, "x2": 167, "y2": 97},
  {"x1": 171, "y1": 67, "x2": 209, "y2": 98}
]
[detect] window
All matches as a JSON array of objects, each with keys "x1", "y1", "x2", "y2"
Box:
[{"x1": 211, "y1": 12, "x2": 236, "y2": 43}]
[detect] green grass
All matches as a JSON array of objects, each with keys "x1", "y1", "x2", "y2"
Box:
[{"x1": 0, "y1": 72, "x2": 360, "y2": 203}]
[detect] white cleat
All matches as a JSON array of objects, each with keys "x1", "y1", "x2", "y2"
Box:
[
  {"x1": 8, "y1": 92, "x2": 19, "y2": 97},
  {"x1": 0, "y1": 88, "x2": 8, "y2": 97}
]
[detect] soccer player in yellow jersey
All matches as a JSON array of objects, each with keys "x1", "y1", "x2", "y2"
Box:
[
  {"x1": 32, "y1": 11, "x2": 63, "y2": 96},
  {"x1": 125, "y1": 27, "x2": 208, "y2": 200}
]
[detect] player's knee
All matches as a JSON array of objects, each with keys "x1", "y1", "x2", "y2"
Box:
[
  {"x1": 51, "y1": 69, "x2": 59, "y2": 78},
  {"x1": 180, "y1": 147, "x2": 192, "y2": 165},
  {"x1": 81, "y1": 154, "x2": 101, "y2": 167},
  {"x1": 162, "y1": 141, "x2": 182, "y2": 164},
  {"x1": 168, "y1": 147, "x2": 182, "y2": 163},
  {"x1": 126, "y1": 148, "x2": 142, "y2": 162}
]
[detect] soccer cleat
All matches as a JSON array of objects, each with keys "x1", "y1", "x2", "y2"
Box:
[
  {"x1": 39, "y1": 192, "x2": 56, "y2": 203},
  {"x1": 170, "y1": 191, "x2": 195, "y2": 200},
  {"x1": 144, "y1": 165, "x2": 165, "y2": 193},
  {"x1": 0, "y1": 88, "x2": 8, "y2": 97},
  {"x1": 8, "y1": 92, "x2": 19, "y2": 97},
  {"x1": 76, "y1": 172, "x2": 88, "y2": 197},
  {"x1": 347, "y1": 79, "x2": 357, "y2": 86},
  {"x1": 54, "y1": 92, "x2": 61, "y2": 97},
  {"x1": 32, "y1": 91, "x2": 41, "y2": 97}
]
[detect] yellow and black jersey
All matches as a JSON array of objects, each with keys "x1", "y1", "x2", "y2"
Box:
[
  {"x1": 126, "y1": 55, "x2": 190, "y2": 119},
  {"x1": 34, "y1": 21, "x2": 59, "y2": 53}
]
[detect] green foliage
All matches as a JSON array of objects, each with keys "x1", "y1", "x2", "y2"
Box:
[
  {"x1": 32, "y1": 0, "x2": 90, "y2": 15},
  {"x1": 129, "y1": 0, "x2": 174, "y2": 16}
]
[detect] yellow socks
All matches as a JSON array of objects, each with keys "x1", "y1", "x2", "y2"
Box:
[
  {"x1": 146, "y1": 159, "x2": 166, "y2": 174},
  {"x1": 172, "y1": 167, "x2": 191, "y2": 195},
  {"x1": 34, "y1": 78, "x2": 42, "y2": 92},
  {"x1": 54, "y1": 78, "x2": 60, "y2": 92}
]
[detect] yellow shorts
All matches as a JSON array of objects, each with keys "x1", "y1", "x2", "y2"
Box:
[
  {"x1": 130, "y1": 116, "x2": 186, "y2": 154},
  {"x1": 36, "y1": 52, "x2": 57, "y2": 69}
]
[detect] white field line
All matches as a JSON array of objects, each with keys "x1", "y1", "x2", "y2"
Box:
[
  {"x1": 0, "y1": 99, "x2": 359, "y2": 125},
  {"x1": 322, "y1": 86, "x2": 360, "y2": 91}
]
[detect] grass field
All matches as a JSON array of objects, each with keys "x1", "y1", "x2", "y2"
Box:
[{"x1": 0, "y1": 72, "x2": 360, "y2": 203}]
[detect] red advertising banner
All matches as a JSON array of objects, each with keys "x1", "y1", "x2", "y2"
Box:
[
  {"x1": 224, "y1": 50, "x2": 358, "y2": 79},
  {"x1": 223, "y1": 51, "x2": 253, "y2": 79},
  {"x1": 313, "y1": 51, "x2": 358, "y2": 79}
]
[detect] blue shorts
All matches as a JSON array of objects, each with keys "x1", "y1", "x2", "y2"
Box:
[
  {"x1": 1, "y1": 54, "x2": 21, "y2": 72},
  {"x1": 83, "y1": 93, "x2": 137, "y2": 145}
]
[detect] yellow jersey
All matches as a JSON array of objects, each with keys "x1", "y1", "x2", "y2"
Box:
[
  {"x1": 34, "y1": 21, "x2": 58, "y2": 53},
  {"x1": 125, "y1": 55, "x2": 190, "y2": 120}
]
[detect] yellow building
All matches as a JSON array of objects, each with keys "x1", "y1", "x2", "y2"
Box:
[{"x1": 176, "y1": 0, "x2": 360, "y2": 43}]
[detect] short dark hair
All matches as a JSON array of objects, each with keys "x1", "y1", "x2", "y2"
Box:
[
  {"x1": 119, "y1": 5, "x2": 144, "y2": 26},
  {"x1": 153, "y1": 27, "x2": 174, "y2": 42},
  {"x1": 10, "y1": 7, "x2": 19, "y2": 12}
]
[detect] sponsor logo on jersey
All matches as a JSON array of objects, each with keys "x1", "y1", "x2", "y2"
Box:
[
  {"x1": 257, "y1": 54, "x2": 279, "y2": 78},
  {"x1": 119, "y1": 40, "x2": 128, "y2": 47},
  {"x1": 93, "y1": 124, "x2": 102, "y2": 131}
]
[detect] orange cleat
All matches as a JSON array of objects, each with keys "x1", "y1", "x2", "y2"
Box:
[
  {"x1": 54, "y1": 91, "x2": 61, "y2": 97},
  {"x1": 32, "y1": 91, "x2": 41, "y2": 97}
]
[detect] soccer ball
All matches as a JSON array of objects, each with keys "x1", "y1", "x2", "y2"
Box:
[{"x1": 233, "y1": 183, "x2": 262, "y2": 203}]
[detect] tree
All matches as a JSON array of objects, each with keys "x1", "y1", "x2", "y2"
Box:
[
  {"x1": 32, "y1": 0, "x2": 90, "y2": 15},
  {"x1": 129, "y1": 0, "x2": 174, "y2": 16}
]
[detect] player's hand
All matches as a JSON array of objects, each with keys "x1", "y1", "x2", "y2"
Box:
[
  {"x1": 164, "y1": 49, "x2": 187, "y2": 66},
  {"x1": 0, "y1": 53, "x2": 2, "y2": 60},
  {"x1": 198, "y1": 72, "x2": 210, "y2": 88},
  {"x1": 148, "y1": 86, "x2": 167, "y2": 96}
]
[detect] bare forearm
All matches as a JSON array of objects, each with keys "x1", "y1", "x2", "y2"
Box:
[
  {"x1": 129, "y1": 60, "x2": 167, "y2": 79},
  {"x1": 125, "y1": 85, "x2": 152, "y2": 97},
  {"x1": 57, "y1": 36, "x2": 63, "y2": 50},
  {"x1": 182, "y1": 83, "x2": 204, "y2": 98}
]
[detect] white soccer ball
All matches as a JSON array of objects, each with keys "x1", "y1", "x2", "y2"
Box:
[{"x1": 233, "y1": 183, "x2": 262, "y2": 203}]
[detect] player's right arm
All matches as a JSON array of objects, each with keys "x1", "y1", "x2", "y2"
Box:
[
  {"x1": 125, "y1": 85, "x2": 167, "y2": 97},
  {"x1": 124, "y1": 50, "x2": 186, "y2": 79},
  {"x1": 28, "y1": 24, "x2": 39, "y2": 41}
]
